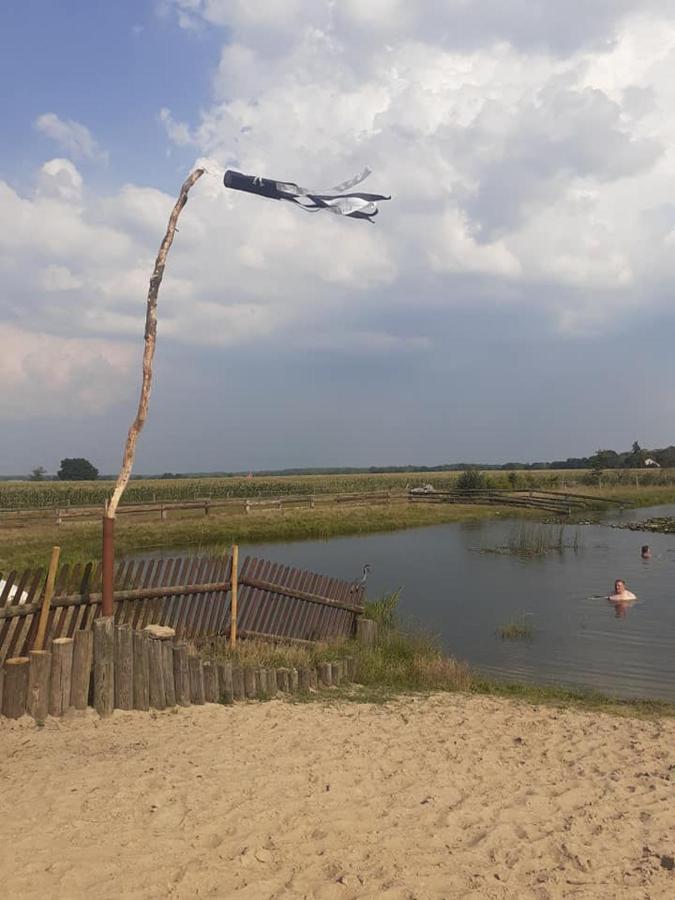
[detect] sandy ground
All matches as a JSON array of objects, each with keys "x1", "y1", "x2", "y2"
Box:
[{"x1": 1, "y1": 694, "x2": 674, "y2": 900}]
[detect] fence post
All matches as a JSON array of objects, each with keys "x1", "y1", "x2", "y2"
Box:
[
  {"x1": 93, "y1": 617, "x2": 115, "y2": 717},
  {"x1": 114, "y1": 624, "x2": 134, "y2": 710},
  {"x1": 148, "y1": 638, "x2": 166, "y2": 710},
  {"x1": 132, "y1": 630, "x2": 150, "y2": 711},
  {"x1": 162, "y1": 642, "x2": 176, "y2": 707},
  {"x1": 49, "y1": 637, "x2": 73, "y2": 716},
  {"x1": 33, "y1": 545, "x2": 61, "y2": 651},
  {"x1": 172, "y1": 642, "x2": 190, "y2": 707},
  {"x1": 2, "y1": 657, "x2": 29, "y2": 718},
  {"x1": 230, "y1": 544, "x2": 239, "y2": 648},
  {"x1": 188, "y1": 655, "x2": 205, "y2": 704},
  {"x1": 71, "y1": 630, "x2": 94, "y2": 710},
  {"x1": 27, "y1": 650, "x2": 51, "y2": 724}
]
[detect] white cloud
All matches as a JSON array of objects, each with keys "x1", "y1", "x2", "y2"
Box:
[
  {"x1": 0, "y1": 324, "x2": 135, "y2": 419},
  {"x1": 35, "y1": 113, "x2": 107, "y2": 162},
  {"x1": 4, "y1": 2, "x2": 675, "y2": 422}
]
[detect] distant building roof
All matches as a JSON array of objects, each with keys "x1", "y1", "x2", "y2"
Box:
[{"x1": 644, "y1": 458, "x2": 660, "y2": 467}]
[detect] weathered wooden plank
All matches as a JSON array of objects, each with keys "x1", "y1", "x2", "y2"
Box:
[
  {"x1": 114, "y1": 624, "x2": 134, "y2": 710},
  {"x1": 70, "y1": 629, "x2": 93, "y2": 710},
  {"x1": 27, "y1": 650, "x2": 51, "y2": 724},
  {"x1": 2, "y1": 657, "x2": 29, "y2": 718},
  {"x1": 172, "y1": 642, "x2": 190, "y2": 707},
  {"x1": 48, "y1": 637, "x2": 73, "y2": 716},
  {"x1": 93, "y1": 617, "x2": 114, "y2": 717}
]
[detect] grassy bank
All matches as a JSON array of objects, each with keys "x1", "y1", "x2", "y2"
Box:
[
  {"x1": 200, "y1": 592, "x2": 675, "y2": 719},
  {"x1": 0, "y1": 501, "x2": 523, "y2": 571},
  {"x1": 3, "y1": 481, "x2": 675, "y2": 571}
]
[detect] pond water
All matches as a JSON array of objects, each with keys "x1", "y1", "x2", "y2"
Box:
[{"x1": 128, "y1": 504, "x2": 675, "y2": 702}]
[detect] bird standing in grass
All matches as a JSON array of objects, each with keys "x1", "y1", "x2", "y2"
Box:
[{"x1": 350, "y1": 564, "x2": 371, "y2": 594}]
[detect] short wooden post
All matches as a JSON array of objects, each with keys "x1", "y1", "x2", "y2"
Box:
[
  {"x1": 70, "y1": 630, "x2": 94, "y2": 709},
  {"x1": 343, "y1": 656, "x2": 355, "y2": 682},
  {"x1": 162, "y1": 642, "x2": 176, "y2": 707},
  {"x1": 309, "y1": 668, "x2": 318, "y2": 691},
  {"x1": 298, "y1": 667, "x2": 311, "y2": 692},
  {"x1": 264, "y1": 667, "x2": 276, "y2": 697},
  {"x1": 356, "y1": 618, "x2": 377, "y2": 648},
  {"x1": 188, "y1": 654, "x2": 205, "y2": 704},
  {"x1": 232, "y1": 665, "x2": 245, "y2": 701},
  {"x1": 243, "y1": 666, "x2": 257, "y2": 699},
  {"x1": 289, "y1": 668, "x2": 299, "y2": 692},
  {"x1": 172, "y1": 643, "x2": 190, "y2": 707},
  {"x1": 230, "y1": 544, "x2": 239, "y2": 648},
  {"x1": 133, "y1": 630, "x2": 150, "y2": 711},
  {"x1": 0, "y1": 667, "x2": 4, "y2": 712},
  {"x1": 2, "y1": 657, "x2": 29, "y2": 718},
  {"x1": 318, "y1": 661, "x2": 332, "y2": 687},
  {"x1": 114, "y1": 624, "x2": 134, "y2": 710},
  {"x1": 148, "y1": 638, "x2": 166, "y2": 710},
  {"x1": 276, "y1": 668, "x2": 289, "y2": 693},
  {"x1": 330, "y1": 661, "x2": 342, "y2": 686},
  {"x1": 255, "y1": 667, "x2": 267, "y2": 699},
  {"x1": 33, "y1": 545, "x2": 60, "y2": 651},
  {"x1": 27, "y1": 650, "x2": 51, "y2": 724},
  {"x1": 49, "y1": 637, "x2": 74, "y2": 716},
  {"x1": 93, "y1": 618, "x2": 114, "y2": 717},
  {"x1": 203, "y1": 661, "x2": 218, "y2": 702},
  {"x1": 217, "y1": 661, "x2": 233, "y2": 703}
]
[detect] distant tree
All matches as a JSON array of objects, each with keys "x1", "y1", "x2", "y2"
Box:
[
  {"x1": 57, "y1": 458, "x2": 99, "y2": 481},
  {"x1": 29, "y1": 466, "x2": 47, "y2": 481}
]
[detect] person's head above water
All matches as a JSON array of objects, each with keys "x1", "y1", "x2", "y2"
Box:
[
  {"x1": 614, "y1": 579, "x2": 627, "y2": 593},
  {"x1": 641, "y1": 545, "x2": 651, "y2": 558}
]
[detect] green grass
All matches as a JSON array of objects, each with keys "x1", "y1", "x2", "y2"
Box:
[
  {"x1": 496, "y1": 614, "x2": 535, "y2": 641},
  {"x1": 0, "y1": 500, "x2": 528, "y2": 571}
]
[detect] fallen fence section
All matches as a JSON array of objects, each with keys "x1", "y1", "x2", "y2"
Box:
[
  {"x1": 409, "y1": 489, "x2": 623, "y2": 515},
  {"x1": 0, "y1": 554, "x2": 364, "y2": 664},
  {"x1": 0, "y1": 622, "x2": 370, "y2": 721}
]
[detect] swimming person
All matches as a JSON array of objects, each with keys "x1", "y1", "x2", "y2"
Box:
[
  {"x1": 641, "y1": 545, "x2": 652, "y2": 559},
  {"x1": 608, "y1": 579, "x2": 637, "y2": 618}
]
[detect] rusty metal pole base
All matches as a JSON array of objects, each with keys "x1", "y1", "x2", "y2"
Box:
[{"x1": 102, "y1": 515, "x2": 115, "y2": 618}]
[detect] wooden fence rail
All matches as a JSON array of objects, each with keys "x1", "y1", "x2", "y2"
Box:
[{"x1": 0, "y1": 553, "x2": 364, "y2": 663}]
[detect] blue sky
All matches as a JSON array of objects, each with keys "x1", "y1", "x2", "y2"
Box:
[{"x1": 1, "y1": 1, "x2": 675, "y2": 475}]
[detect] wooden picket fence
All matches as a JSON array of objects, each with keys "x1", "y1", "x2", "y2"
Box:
[{"x1": 0, "y1": 552, "x2": 365, "y2": 664}]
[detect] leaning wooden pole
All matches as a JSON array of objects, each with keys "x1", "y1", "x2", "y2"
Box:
[{"x1": 101, "y1": 168, "x2": 205, "y2": 617}]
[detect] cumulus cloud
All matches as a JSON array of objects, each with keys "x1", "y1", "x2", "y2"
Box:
[
  {"x1": 5, "y1": 1, "x2": 675, "y2": 423},
  {"x1": 0, "y1": 324, "x2": 135, "y2": 419},
  {"x1": 34, "y1": 113, "x2": 107, "y2": 162}
]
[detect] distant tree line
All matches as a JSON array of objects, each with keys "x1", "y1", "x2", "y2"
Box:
[{"x1": 13, "y1": 441, "x2": 675, "y2": 482}]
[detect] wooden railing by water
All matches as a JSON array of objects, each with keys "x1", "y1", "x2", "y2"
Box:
[{"x1": 408, "y1": 488, "x2": 624, "y2": 515}]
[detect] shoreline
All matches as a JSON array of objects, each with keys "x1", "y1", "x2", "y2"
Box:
[{"x1": 3, "y1": 483, "x2": 675, "y2": 571}]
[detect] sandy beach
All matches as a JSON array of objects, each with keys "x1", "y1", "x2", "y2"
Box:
[{"x1": 1, "y1": 693, "x2": 674, "y2": 899}]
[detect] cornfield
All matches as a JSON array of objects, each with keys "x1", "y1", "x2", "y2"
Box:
[{"x1": 0, "y1": 468, "x2": 656, "y2": 511}]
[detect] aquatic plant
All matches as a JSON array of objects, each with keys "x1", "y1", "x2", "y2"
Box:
[{"x1": 496, "y1": 614, "x2": 535, "y2": 641}]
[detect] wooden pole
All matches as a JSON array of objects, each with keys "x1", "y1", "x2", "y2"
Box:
[
  {"x1": 162, "y1": 641, "x2": 176, "y2": 707},
  {"x1": 2, "y1": 657, "x2": 29, "y2": 718},
  {"x1": 172, "y1": 642, "x2": 190, "y2": 707},
  {"x1": 188, "y1": 654, "x2": 205, "y2": 704},
  {"x1": 27, "y1": 650, "x2": 51, "y2": 724},
  {"x1": 132, "y1": 630, "x2": 150, "y2": 711},
  {"x1": 230, "y1": 543, "x2": 239, "y2": 648},
  {"x1": 148, "y1": 639, "x2": 166, "y2": 710},
  {"x1": 243, "y1": 666, "x2": 257, "y2": 699},
  {"x1": 231, "y1": 665, "x2": 245, "y2": 701},
  {"x1": 33, "y1": 545, "x2": 60, "y2": 651},
  {"x1": 114, "y1": 623, "x2": 134, "y2": 710},
  {"x1": 93, "y1": 617, "x2": 115, "y2": 717},
  {"x1": 217, "y1": 661, "x2": 234, "y2": 704},
  {"x1": 102, "y1": 169, "x2": 205, "y2": 616},
  {"x1": 70, "y1": 630, "x2": 94, "y2": 710},
  {"x1": 203, "y1": 661, "x2": 218, "y2": 703},
  {"x1": 48, "y1": 637, "x2": 74, "y2": 717}
]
